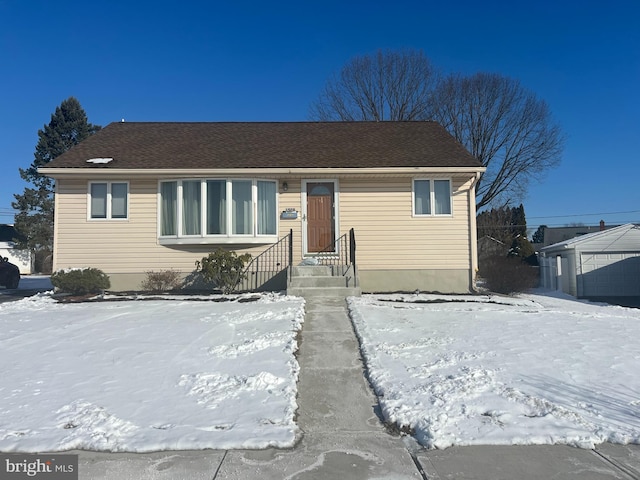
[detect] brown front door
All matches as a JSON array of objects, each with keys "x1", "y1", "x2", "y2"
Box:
[{"x1": 307, "y1": 182, "x2": 335, "y2": 252}]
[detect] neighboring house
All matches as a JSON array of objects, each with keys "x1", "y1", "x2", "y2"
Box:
[
  {"x1": 534, "y1": 221, "x2": 616, "y2": 249},
  {"x1": 477, "y1": 235, "x2": 508, "y2": 261},
  {"x1": 39, "y1": 122, "x2": 485, "y2": 293},
  {"x1": 0, "y1": 224, "x2": 32, "y2": 274},
  {"x1": 539, "y1": 223, "x2": 640, "y2": 298}
]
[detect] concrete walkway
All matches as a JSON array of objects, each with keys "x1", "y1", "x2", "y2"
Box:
[
  {"x1": 74, "y1": 296, "x2": 640, "y2": 479},
  {"x1": 212, "y1": 296, "x2": 419, "y2": 479}
]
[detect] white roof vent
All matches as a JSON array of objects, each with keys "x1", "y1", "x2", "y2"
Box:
[{"x1": 86, "y1": 158, "x2": 113, "y2": 164}]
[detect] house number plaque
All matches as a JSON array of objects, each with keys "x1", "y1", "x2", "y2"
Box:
[{"x1": 281, "y1": 208, "x2": 298, "y2": 220}]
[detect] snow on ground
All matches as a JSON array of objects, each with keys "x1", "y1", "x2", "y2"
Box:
[
  {"x1": 348, "y1": 291, "x2": 640, "y2": 449},
  {"x1": 0, "y1": 293, "x2": 304, "y2": 452},
  {"x1": 3, "y1": 288, "x2": 640, "y2": 453}
]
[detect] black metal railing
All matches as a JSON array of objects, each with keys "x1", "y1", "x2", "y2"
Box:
[
  {"x1": 238, "y1": 229, "x2": 293, "y2": 292},
  {"x1": 310, "y1": 228, "x2": 357, "y2": 287}
]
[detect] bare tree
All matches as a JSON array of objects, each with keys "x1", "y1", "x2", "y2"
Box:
[
  {"x1": 309, "y1": 49, "x2": 437, "y2": 121},
  {"x1": 310, "y1": 51, "x2": 564, "y2": 209},
  {"x1": 430, "y1": 73, "x2": 564, "y2": 209}
]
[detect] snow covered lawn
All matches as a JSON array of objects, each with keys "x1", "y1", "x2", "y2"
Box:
[
  {"x1": 348, "y1": 292, "x2": 640, "y2": 450},
  {"x1": 0, "y1": 293, "x2": 304, "y2": 452},
  {"x1": 3, "y1": 289, "x2": 639, "y2": 454}
]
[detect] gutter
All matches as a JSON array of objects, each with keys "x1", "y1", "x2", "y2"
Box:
[{"x1": 38, "y1": 166, "x2": 486, "y2": 178}]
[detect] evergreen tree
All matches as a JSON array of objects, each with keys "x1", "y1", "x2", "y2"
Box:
[
  {"x1": 506, "y1": 204, "x2": 536, "y2": 263},
  {"x1": 12, "y1": 97, "x2": 100, "y2": 272},
  {"x1": 532, "y1": 225, "x2": 546, "y2": 244},
  {"x1": 477, "y1": 206, "x2": 513, "y2": 244},
  {"x1": 510, "y1": 204, "x2": 527, "y2": 237},
  {"x1": 477, "y1": 204, "x2": 536, "y2": 263}
]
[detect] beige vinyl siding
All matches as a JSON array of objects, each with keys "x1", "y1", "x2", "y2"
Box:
[
  {"x1": 276, "y1": 183, "x2": 304, "y2": 262},
  {"x1": 338, "y1": 176, "x2": 473, "y2": 271},
  {"x1": 54, "y1": 178, "x2": 283, "y2": 275},
  {"x1": 53, "y1": 174, "x2": 476, "y2": 291}
]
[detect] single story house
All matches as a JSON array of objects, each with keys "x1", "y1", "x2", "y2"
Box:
[
  {"x1": 39, "y1": 121, "x2": 485, "y2": 293},
  {"x1": 0, "y1": 224, "x2": 32, "y2": 274},
  {"x1": 539, "y1": 223, "x2": 640, "y2": 298}
]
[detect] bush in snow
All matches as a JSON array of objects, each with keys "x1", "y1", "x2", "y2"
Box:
[
  {"x1": 140, "y1": 269, "x2": 182, "y2": 292},
  {"x1": 478, "y1": 255, "x2": 538, "y2": 295},
  {"x1": 51, "y1": 267, "x2": 111, "y2": 295},
  {"x1": 195, "y1": 248, "x2": 252, "y2": 294}
]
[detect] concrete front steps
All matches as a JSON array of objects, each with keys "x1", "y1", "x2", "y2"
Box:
[{"x1": 287, "y1": 265, "x2": 361, "y2": 297}]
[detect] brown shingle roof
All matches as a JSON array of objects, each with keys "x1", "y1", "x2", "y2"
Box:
[{"x1": 45, "y1": 121, "x2": 482, "y2": 170}]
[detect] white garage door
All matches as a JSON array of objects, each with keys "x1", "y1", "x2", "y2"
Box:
[{"x1": 580, "y1": 252, "x2": 640, "y2": 297}]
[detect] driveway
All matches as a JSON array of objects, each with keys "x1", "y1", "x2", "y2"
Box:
[
  {"x1": 584, "y1": 296, "x2": 640, "y2": 308},
  {"x1": 0, "y1": 275, "x2": 52, "y2": 303}
]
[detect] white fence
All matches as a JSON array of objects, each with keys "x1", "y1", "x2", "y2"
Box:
[{"x1": 539, "y1": 254, "x2": 571, "y2": 294}]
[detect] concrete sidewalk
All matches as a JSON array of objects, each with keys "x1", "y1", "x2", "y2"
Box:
[{"x1": 73, "y1": 296, "x2": 640, "y2": 479}]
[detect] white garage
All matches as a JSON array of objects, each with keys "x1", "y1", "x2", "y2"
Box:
[
  {"x1": 580, "y1": 252, "x2": 640, "y2": 296},
  {"x1": 539, "y1": 224, "x2": 640, "y2": 299},
  {"x1": 0, "y1": 224, "x2": 32, "y2": 275}
]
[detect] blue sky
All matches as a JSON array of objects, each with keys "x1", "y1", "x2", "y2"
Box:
[{"x1": 1, "y1": 0, "x2": 638, "y2": 234}]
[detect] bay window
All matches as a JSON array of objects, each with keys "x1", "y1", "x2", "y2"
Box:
[{"x1": 159, "y1": 179, "x2": 278, "y2": 242}]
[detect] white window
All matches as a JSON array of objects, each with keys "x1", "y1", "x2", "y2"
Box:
[
  {"x1": 206, "y1": 180, "x2": 226, "y2": 235},
  {"x1": 159, "y1": 179, "x2": 278, "y2": 242},
  {"x1": 232, "y1": 180, "x2": 252, "y2": 235},
  {"x1": 160, "y1": 181, "x2": 177, "y2": 235},
  {"x1": 182, "y1": 180, "x2": 202, "y2": 235},
  {"x1": 257, "y1": 180, "x2": 277, "y2": 235},
  {"x1": 89, "y1": 182, "x2": 128, "y2": 220},
  {"x1": 413, "y1": 179, "x2": 452, "y2": 216}
]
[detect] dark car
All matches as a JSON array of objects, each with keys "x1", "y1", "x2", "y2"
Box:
[{"x1": 0, "y1": 257, "x2": 20, "y2": 289}]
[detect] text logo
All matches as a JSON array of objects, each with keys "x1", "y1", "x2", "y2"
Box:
[{"x1": 1, "y1": 454, "x2": 78, "y2": 479}]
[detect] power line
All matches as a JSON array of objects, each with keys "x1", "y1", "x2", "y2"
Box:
[
  {"x1": 526, "y1": 210, "x2": 640, "y2": 220},
  {"x1": 480, "y1": 218, "x2": 640, "y2": 226}
]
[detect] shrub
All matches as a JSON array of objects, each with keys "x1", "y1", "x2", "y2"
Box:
[
  {"x1": 140, "y1": 269, "x2": 182, "y2": 292},
  {"x1": 478, "y1": 255, "x2": 538, "y2": 295},
  {"x1": 51, "y1": 267, "x2": 111, "y2": 295},
  {"x1": 195, "y1": 248, "x2": 252, "y2": 294},
  {"x1": 509, "y1": 236, "x2": 537, "y2": 265}
]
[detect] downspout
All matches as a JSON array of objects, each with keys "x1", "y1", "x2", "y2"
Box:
[
  {"x1": 52, "y1": 178, "x2": 59, "y2": 273},
  {"x1": 468, "y1": 172, "x2": 481, "y2": 292}
]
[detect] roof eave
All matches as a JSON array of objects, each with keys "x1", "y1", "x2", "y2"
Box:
[
  {"x1": 39, "y1": 166, "x2": 486, "y2": 178},
  {"x1": 539, "y1": 223, "x2": 638, "y2": 253}
]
